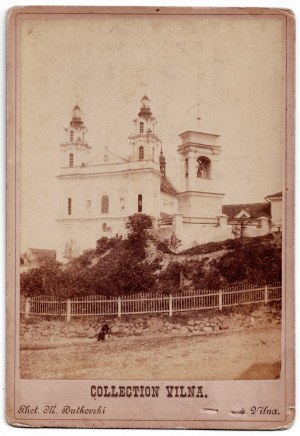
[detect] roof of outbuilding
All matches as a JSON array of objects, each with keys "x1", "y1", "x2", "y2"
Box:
[{"x1": 222, "y1": 202, "x2": 271, "y2": 220}]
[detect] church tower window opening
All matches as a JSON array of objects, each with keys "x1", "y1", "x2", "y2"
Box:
[
  {"x1": 139, "y1": 122, "x2": 144, "y2": 133},
  {"x1": 68, "y1": 198, "x2": 72, "y2": 216},
  {"x1": 101, "y1": 195, "x2": 109, "y2": 214},
  {"x1": 69, "y1": 153, "x2": 74, "y2": 167},
  {"x1": 139, "y1": 146, "x2": 144, "y2": 160},
  {"x1": 197, "y1": 156, "x2": 211, "y2": 178},
  {"x1": 70, "y1": 130, "x2": 74, "y2": 142},
  {"x1": 138, "y1": 194, "x2": 143, "y2": 213},
  {"x1": 185, "y1": 158, "x2": 189, "y2": 177}
]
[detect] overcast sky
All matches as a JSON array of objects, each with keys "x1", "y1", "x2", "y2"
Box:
[{"x1": 20, "y1": 14, "x2": 285, "y2": 250}]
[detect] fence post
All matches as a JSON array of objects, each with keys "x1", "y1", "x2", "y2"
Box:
[
  {"x1": 218, "y1": 290, "x2": 222, "y2": 310},
  {"x1": 169, "y1": 294, "x2": 173, "y2": 317},
  {"x1": 118, "y1": 297, "x2": 121, "y2": 318},
  {"x1": 264, "y1": 285, "x2": 268, "y2": 304},
  {"x1": 25, "y1": 297, "x2": 31, "y2": 319},
  {"x1": 66, "y1": 299, "x2": 71, "y2": 322}
]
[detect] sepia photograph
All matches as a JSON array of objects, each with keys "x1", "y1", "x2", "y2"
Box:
[{"x1": 6, "y1": 6, "x2": 294, "y2": 429}]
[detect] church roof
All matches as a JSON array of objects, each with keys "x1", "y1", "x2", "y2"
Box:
[
  {"x1": 86, "y1": 148, "x2": 129, "y2": 166},
  {"x1": 222, "y1": 202, "x2": 271, "y2": 220},
  {"x1": 28, "y1": 248, "x2": 57, "y2": 263},
  {"x1": 160, "y1": 175, "x2": 178, "y2": 197}
]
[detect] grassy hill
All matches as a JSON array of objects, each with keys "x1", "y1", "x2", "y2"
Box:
[{"x1": 20, "y1": 231, "x2": 282, "y2": 298}]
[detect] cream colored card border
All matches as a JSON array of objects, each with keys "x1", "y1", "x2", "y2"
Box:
[{"x1": 6, "y1": 6, "x2": 295, "y2": 429}]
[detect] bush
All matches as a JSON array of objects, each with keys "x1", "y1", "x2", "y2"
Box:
[
  {"x1": 96, "y1": 236, "x2": 122, "y2": 256},
  {"x1": 158, "y1": 262, "x2": 182, "y2": 294}
]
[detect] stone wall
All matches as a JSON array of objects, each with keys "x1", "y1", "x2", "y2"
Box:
[{"x1": 20, "y1": 302, "x2": 281, "y2": 346}]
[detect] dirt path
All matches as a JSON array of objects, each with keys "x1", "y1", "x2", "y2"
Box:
[{"x1": 20, "y1": 327, "x2": 281, "y2": 380}]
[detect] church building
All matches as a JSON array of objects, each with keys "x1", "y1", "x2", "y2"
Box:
[{"x1": 56, "y1": 96, "x2": 281, "y2": 259}]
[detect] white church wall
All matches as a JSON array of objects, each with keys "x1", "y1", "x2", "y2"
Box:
[
  {"x1": 177, "y1": 223, "x2": 234, "y2": 249},
  {"x1": 270, "y1": 200, "x2": 282, "y2": 226},
  {"x1": 177, "y1": 193, "x2": 223, "y2": 218},
  {"x1": 160, "y1": 192, "x2": 178, "y2": 215}
]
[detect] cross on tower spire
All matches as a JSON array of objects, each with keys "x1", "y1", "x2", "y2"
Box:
[{"x1": 196, "y1": 92, "x2": 201, "y2": 126}]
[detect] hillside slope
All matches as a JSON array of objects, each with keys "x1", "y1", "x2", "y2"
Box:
[{"x1": 21, "y1": 233, "x2": 282, "y2": 298}]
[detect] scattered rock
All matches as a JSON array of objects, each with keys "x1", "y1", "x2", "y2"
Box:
[
  {"x1": 180, "y1": 326, "x2": 189, "y2": 334},
  {"x1": 41, "y1": 330, "x2": 50, "y2": 336},
  {"x1": 86, "y1": 327, "x2": 96, "y2": 338},
  {"x1": 202, "y1": 326, "x2": 213, "y2": 332},
  {"x1": 233, "y1": 313, "x2": 247, "y2": 320},
  {"x1": 111, "y1": 325, "x2": 120, "y2": 334},
  {"x1": 77, "y1": 325, "x2": 85, "y2": 334},
  {"x1": 222, "y1": 318, "x2": 241, "y2": 330}
]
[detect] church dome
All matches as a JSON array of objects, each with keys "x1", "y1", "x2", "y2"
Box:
[
  {"x1": 159, "y1": 152, "x2": 166, "y2": 163},
  {"x1": 138, "y1": 94, "x2": 152, "y2": 118}
]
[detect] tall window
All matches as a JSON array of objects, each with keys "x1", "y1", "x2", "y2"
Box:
[
  {"x1": 185, "y1": 158, "x2": 189, "y2": 177},
  {"x1": 138, "y1": 194, "x2": 143, "y2": 213},
  {"x1": 139, "y1": 122, "x2": 144, "y2": 133},
  {"x1": 70, "y1": 130, "x2": 74, "y2": 142},
  {"x1": 68, "y1": 198, "x2": 72, "y2": 215},
  {"x1": 69, "y1": 153, "x2": 74, "y2": 167},
  {"x1": 101, "y1": 195, "x2": 109, "y2": 214},
  {"x1": 139, "y1": 146, "x2": 144, "y2": 160}
]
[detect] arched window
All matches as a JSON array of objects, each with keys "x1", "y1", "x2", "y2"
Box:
[
  {"x1": 70, "y1": 130, "x2": 74, "y2": 142},
  {"x1": 101, "y1": 195, "x2": 109, "y2": 214},
  {"x1": 138, "y1": 194, "x2": 143, "y2": 213},
  {"x1": 139, "y1": 146, "x2": 144, "y2": 160},
  {"x1": 197, "y1": 156, "x2": 211, "y2": 179},
  {"x1": 102, "y1": 222, "x2": 108, "y2": 232},
  {"x1": 69, "y1": 153, "x2": 74, "y2": 167},
  {"x1": 139, "y1": 122, "x2": 144, "y2": 133},
  {"x1": 68, "y1": 198, "x2": 72, "y2": 215}
]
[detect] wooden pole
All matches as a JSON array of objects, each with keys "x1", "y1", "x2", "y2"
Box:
[
  {"x1": 219, "y1": 290, "x2": 223, "y2": 310},
  {"x1": 264, "y1": 285, "x2": 268, "y2": 304},
  {"x1": 25, "y1": 297, "x2": 31, "y2": 319},
  {"x1": 118, "y1": 297, "x2": 121, "y2": 318},
  {"x1": 66, "y1": 299, "x2": 71, "y2": 322},
  {"x1": 169, "y1": 294, "x2": 173, "y2": 317}
]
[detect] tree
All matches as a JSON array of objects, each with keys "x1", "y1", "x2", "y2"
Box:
[
  {"x1": 125, "y1": 213, "x2": 153, "y2": 258},
  {"x1": 125, "y1": 213, "x2": 153, "y2": 241},
  {"x1": 20, "y1": 259, "x2": 66, "y2": 297},
  {"x1": 232, "y1": 217, "x2": 249, "y2": 239}
]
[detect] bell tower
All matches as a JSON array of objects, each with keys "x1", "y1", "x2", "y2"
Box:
[
  {"x1": 60, "y1": 105, "x2": 91, "y2": 168},
  {"x1": 177, "y1": 130, "x2": 224, "y2": 218},
  {"x1": 129, "y1": 95, "x2": 161, "y2": 163}
]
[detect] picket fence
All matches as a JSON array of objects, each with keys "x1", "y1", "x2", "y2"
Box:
[{"x1": 20, "y1": 283, "x2": 281, "y2": 322}]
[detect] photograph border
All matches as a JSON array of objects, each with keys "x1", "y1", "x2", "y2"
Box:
[{"x1": 6, "y1": 6, "x2": 295, "y2": 429}]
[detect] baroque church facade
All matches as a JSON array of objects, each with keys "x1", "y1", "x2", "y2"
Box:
[{"x1": 56, "y1": 96, "x2": 281, "y2": 259}]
